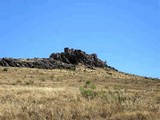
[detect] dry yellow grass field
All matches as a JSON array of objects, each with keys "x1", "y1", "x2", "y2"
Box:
[{"x1": 0, "y1": 66, "x2": 160, "y2": 120}]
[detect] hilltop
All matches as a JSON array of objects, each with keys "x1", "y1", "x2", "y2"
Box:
[
  {"x1": 0, "y1": 48, "x2": 159, "y2": 120},
  {"x1": 0, "y1": 48, "x2": 116, "y2": 71}
]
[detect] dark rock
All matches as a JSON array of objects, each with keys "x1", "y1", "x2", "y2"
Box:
[
  {"x1": 0, "y1": 57, "x2": 75, "y2": 70},
  {"x1": 50, "y1": 48, "x2": 106, "y2": 68},
  {"x1": 0, "y1": 48, "x2": 113, "y2": 70}
]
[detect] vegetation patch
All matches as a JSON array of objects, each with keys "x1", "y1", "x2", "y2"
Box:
[
  {"x1": 80, "y1": 81, "x2": 97, "y2": 100},
  {"x1": 0, "y1": 66, "x2": 159, "y2": 120}
]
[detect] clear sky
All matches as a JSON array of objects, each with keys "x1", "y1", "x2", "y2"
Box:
[{"x1": 0, "y1": 0, "x2": 160, "y2": 78}]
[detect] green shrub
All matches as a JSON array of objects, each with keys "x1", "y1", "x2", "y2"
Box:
[
  {"x1": 3, "y1": 67, "x2": 9, "y2": 72},
  {"x1": 80, "y1": 87, "x2": 96, "y2": 100},
  {"x1": 84, "y1": 80, "x2": 96, "y2": 89},
  {"x1": 79, "y1": 81, "x2": 96, "y2": 100}
]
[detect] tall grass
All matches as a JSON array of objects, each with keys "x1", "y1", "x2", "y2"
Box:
[{"x1": 0, "y1": 66, "x2": 159, "y2": 120}]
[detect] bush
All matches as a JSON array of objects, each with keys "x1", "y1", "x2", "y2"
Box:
[
  {"x1": 3, "y1": 67, "x2": 9, "y2": 72},
  {"x1": 84, "y1": 80, "x2": 96, "y2": 89},
  {"x1": 80, "y1": 81, "x2": 96, "y2": 100}
]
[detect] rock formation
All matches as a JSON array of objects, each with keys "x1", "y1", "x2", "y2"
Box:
[
  {"x1": 0, "y1": 48, "x2": 117, "y2": 70},
  {"x1": 0, "y1": 58, "x2": 75, "y2": 70},
  {"x1": 50, "y1": 48, "x2": 106, "y2": 68}
]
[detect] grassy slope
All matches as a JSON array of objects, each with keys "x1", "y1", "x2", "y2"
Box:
[{"x1": 0, "y1": 66, "x2": 160, "y2": 120}]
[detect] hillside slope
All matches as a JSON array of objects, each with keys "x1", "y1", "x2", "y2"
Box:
[{"x1": 0, "y1": 66, "x2": 159, "y2": 120}]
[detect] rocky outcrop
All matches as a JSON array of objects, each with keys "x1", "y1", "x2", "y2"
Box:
[
  {"x1": 0, "y1": 48, "x2": 117, "y2": 70},
  {"x1": 0, "y1": 58, "x2": 75, "y2": 70},
  {"x1": 50, "y1": 48, "x2": 106, "y2": 68}
]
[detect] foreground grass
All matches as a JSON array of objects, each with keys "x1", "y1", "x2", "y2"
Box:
[{"x1": 0, "y1": 66, "x2": 160, "y2": 120}]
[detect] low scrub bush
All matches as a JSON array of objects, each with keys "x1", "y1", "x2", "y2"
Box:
[
  {"x1": 3, "y1": 67, "x2": 9, "y2": 72},
  {"x1": 80, "y1": 81, "x2": 96, "y2": 100}
]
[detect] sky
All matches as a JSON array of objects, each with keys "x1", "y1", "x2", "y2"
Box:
[{"x1": 0, "y1": 0, "x2": 160, "y2": 78}]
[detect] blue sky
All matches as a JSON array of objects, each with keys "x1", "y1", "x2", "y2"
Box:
[{"x1": 0, "y1": 0, "x2": 160, "y2": 78}]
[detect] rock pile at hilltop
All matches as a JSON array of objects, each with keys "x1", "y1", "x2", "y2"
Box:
[
  {"x1": 0, "y1": 48, "x2": 112, "y2": 70},
  {"x1": 50, "y1": 48, "x2": 106, "y2": 68}
]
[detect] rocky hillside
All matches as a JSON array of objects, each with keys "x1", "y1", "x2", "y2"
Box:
[{"x1": 0, "y1": 48, "x2": 116, "y2": 70}]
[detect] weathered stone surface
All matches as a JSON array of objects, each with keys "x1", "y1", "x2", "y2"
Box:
[
  {"x1": 0, "y1": 58, "x2": 75, "y2": 70},
  {"x1": 0, "y1": 48, "x2": 117, "y2": 71},
  {"x1": 50, "y1": 48, "x2": 106, "y2": 68}
]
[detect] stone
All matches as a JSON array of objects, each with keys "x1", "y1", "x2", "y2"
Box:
[
  {"x1": 0, "y1": 48, "x2": 116, "y2": 71},
  {"x1": 0, "y1": 57, "x2": 75, "y2": 70},
  {"x1": 50, "y1": 48, "x2": 107, "y2": 68}
]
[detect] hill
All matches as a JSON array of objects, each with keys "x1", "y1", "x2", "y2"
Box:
[{"x1": 0, "y1": 48, "x2": 160, "y2": 120}]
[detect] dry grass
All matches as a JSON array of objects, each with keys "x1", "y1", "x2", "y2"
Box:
[{"x1": 0, "y1": 66, "x2": 160, "y2": 120}]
